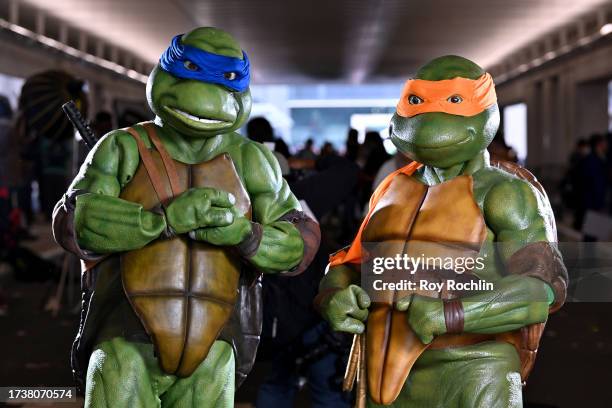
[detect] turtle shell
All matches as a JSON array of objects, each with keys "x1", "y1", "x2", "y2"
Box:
[{"x1": 120, "y1": 151, "x2": 251, "y2": 377}]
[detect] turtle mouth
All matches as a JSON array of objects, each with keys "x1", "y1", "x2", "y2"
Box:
[
  {"x1": 412, "y1": 133, "x2": 472, "y2": 150},
  {"x1": 392, "y1": 127, "x2": 475, "y2": 151},
  {"x1": 163, "y1": 106, "x2": 234, "y2": 130}
]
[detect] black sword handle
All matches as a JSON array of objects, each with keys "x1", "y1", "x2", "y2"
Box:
[{"x1": 62, "y1": 101, "x2": 98, "y2": 149}]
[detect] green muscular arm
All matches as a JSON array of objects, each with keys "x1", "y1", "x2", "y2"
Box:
[
  {"x1": 70, "y1": 130, "x2": 167, "y2": 253},
  {"x1": 192, "y1": 141, "x2": 305, "y2": 273},
  {"x1": 244, "y1": 142, "x2": 304, "y2": 272},
  {"x1": 462, "y1": 178, "x2": 555, "y2": 332},
  {"x1": 399, "y1": 178, "x2": 556, "y2": 344}
]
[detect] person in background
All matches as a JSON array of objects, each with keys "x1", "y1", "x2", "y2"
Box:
[
  {"x1": 320, "y1": 141, "x2": 336, "y2": 158},
  {"x1": 561, "y1": 139, "x2": 589, "y2": 229},
  {"x1": 373, "y1": 152, "x2": 412, "y2": 189},
  {"x1": 339, "y1": 129, "x2": 362, "y2": 241},
  {"x1": 359, "y1": 131, "x2": 390, "y2": 206},
  {"x1": 606, "y1": 131, "x2": 612, "y2": 214},
  {"x1": 576, "y1": 133, "x2": 609, "y2": 230},
  {"x1": 0, "y1": 97, "x2": 59, "y2": 313},
  {"x1": 0, "y1": 95, "x2": 17, "y2": 202},
  {"x1": 91, "y1": 111, "x2": 113, "y2": 138},
  {"x1": 246, "y1": 117, "x2": 290, "y2": 176},
  {"x1": 117, "y1": 108, "x2": 148, "y2": 128},
  {"x1": 362, "y1": 131, "x2": 389, "y2": 176},
  {"x1": 37, "y1": 137, "x2": 71, "y2": 220},
  {"x1": 275, "y1": 137, "x2": 292, "y2": 160},
  {"x1": 0, "y1": 96, "x2": 30, "y2": 240},
  {"x1": 246, "y1": 116, "x2": 275, "y2": 144},
  {"x1": 296, "y1": 138, "x2": 317, "y2": 160},
  {"x1": 0, "y1": 96, "x2": 16, "y2": 315},
  {"x1": 344, "y1": 128, "x2": 359, "y2": 162},
  {"x1": 488, "y1": 130, "x2": 518, "y2": 163},
  {"x1": 4, "y1": 105, "x2": 35, "y2": 229},
  {"x1": 256, "y1": 150, "x2": 359, "y2": 408},
  {"x1": 571, "y1": 138, "x2": 590, "y2": 167}
]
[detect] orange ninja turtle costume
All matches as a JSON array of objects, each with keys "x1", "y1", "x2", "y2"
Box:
[{"x1": 316, "y1": 56, "x2": 567, "y2": 408}]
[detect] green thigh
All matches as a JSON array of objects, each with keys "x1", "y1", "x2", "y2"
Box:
[
  {"x1": 368, "y1": 342, "x2": 523, "y2": 408},
  {"x1": 84, "y1": 338, "x2": 235, "y2": 408}
]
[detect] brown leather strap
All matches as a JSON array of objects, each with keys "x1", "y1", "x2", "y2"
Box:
[
  {"x1": 507, "y1": 241, "x2": 567, "y2": 313},
  {"x1": 125, "y1": 127, "x2": 171, "y2": 206},
  {"x1": 143, "y1": 123, "x2": 182, "y2": 198},
  {"x1": 443, "y1": 298, "x2": 464, "y2": 334},
  {"x1": 235, "y1": 222, "x2": 263, "y2": 259},
  {"x1": 429, "y1": 332, "x2": 495, "y2": 350},
  {"x1": 81, "y1": 258, "x2": 104, "y2": 273},
  {"x1": 277, "y1": 210, "x2": 321, "y2": 276}
]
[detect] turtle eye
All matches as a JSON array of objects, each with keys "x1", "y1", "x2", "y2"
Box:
[
  {"x1": 183, "y1": 60, "x2": 199, "y2": 71},
  {"x1": 408, "y1": 94, "x2": 423, "y2": 105},
  {"x1": 224, "y1": 72, "x2": 237, "y2": 80},
  {"x1": 447, "y1": 95, "x2": 463, "y2": 104}
]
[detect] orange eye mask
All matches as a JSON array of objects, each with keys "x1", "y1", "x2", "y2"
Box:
[{"x1": 396, "y1": 73, "x2": 497, "y2": 118}]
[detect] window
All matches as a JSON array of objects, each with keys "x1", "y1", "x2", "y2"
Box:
[{"x1": 503, "y1": 103, "x2": 528, "y2": 162}]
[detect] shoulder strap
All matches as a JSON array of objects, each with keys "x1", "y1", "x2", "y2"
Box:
[
  {"x1": 328, "y1": 161, "x2": 422, "y2": 266},
  {"x1": 125, "y1": 127, "x2": 172, "y2": 206},
  {"x1": 143, "y1": 123, "x2": 182, "y2": 198}
]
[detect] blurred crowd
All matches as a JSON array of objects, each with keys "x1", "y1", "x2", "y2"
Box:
[
  {"x1": 561, "y1": 132, "x2": 612, "y2": 234},
  {"x1": 245, "y1": 117, "x2": 398, "y2": 407}
]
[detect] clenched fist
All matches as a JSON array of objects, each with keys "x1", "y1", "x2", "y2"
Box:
[
  {"x1": 396, "y1": 294, "x2": 446, "y2": 344},
  {"x1": 319, "y1": 284, "x2": 371, "y2": 334},
  {"x1": 190, "y1": 206, "x2": 253, "y2": 246},
  {"x1": 165, "y1": 187, "x2": 236, "y2": 234}
]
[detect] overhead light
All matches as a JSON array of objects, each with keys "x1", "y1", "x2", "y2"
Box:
[
  {"x1": 577, "y1": 37, "x2": 591, "y2": 46},
  {"x1": 544, "y1": 51, "x2": 557, "y2": 60},
  {"x1": 531, "y1": 57, "x2": 544, "y2": 66},
  {"x1": 600, "y1": 23, "x2": 612, "y2": 36}
]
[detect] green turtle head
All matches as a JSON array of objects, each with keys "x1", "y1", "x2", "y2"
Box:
[
  {"x1": 146, "y1": 27, "x2": 252, "y2": 137},
  {"x1": 390, "y1": 55, "x2": 499, "y2": 168}
]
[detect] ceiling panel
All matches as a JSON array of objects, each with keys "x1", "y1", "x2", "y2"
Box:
[{"x1": 21, "y1": 0, "x2": 612, "y2": 83}]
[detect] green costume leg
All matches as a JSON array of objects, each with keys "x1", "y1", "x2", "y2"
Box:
[
  {"x1": 84, "y1": 337, "x2": 173, "y2": 408},
  {"x1": 161, "y1": 341, "x2": 235, "y2": 408},
  {"x1": 368, "y1": 342, "x2": 522, "y2": 408},
  {"x1": 85, "y1": 338, "x2": 234, "y2": 408}
]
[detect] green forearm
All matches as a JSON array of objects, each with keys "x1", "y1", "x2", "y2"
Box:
[
  {"x1": 74, "y1": 193, "x2": 166, "y2": 253},
  {"x1": 462, "y1": 275, "x2": 553, "y2": 334},
  {"x1": 249, "y1": 221, "x2": 304, "y2": 273}
]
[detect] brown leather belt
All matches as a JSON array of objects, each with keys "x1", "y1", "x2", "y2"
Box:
[{"x1": 428, "y1": 331, "x2": 519, "y2": 350}]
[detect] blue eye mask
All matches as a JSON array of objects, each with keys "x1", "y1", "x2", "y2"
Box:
[{"x1": 159, "y1": 34, "x2": 250, "y2": 92}]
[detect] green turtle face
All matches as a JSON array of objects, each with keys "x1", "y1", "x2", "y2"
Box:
[
  {"x1": 390, "y1": 55, "x2": 500, "y2": 168},
  {"x1": 147, "y1": 27, "x2": 252, "y2": 138}
]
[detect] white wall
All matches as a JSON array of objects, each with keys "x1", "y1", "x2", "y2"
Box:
[{"x1": 496, "y1": 38, "x2": 612, "y2": 167}]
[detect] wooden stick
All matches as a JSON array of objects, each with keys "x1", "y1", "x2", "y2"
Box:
[
  {"x1": 356, "y1": 332, "x2": 367, "y2": 408},
  {"x1": 343, "y1": 333, "x2": 360, "y2": 392}
]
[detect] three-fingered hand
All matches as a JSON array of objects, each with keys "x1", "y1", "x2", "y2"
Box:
[{"x1": 165, "y1": 187, "x2": 236, "y2": 234}]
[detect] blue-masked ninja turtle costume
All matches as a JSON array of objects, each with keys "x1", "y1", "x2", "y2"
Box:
[{"x1": 53, "y1": 27, "x2": 320, "y2": 407}]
